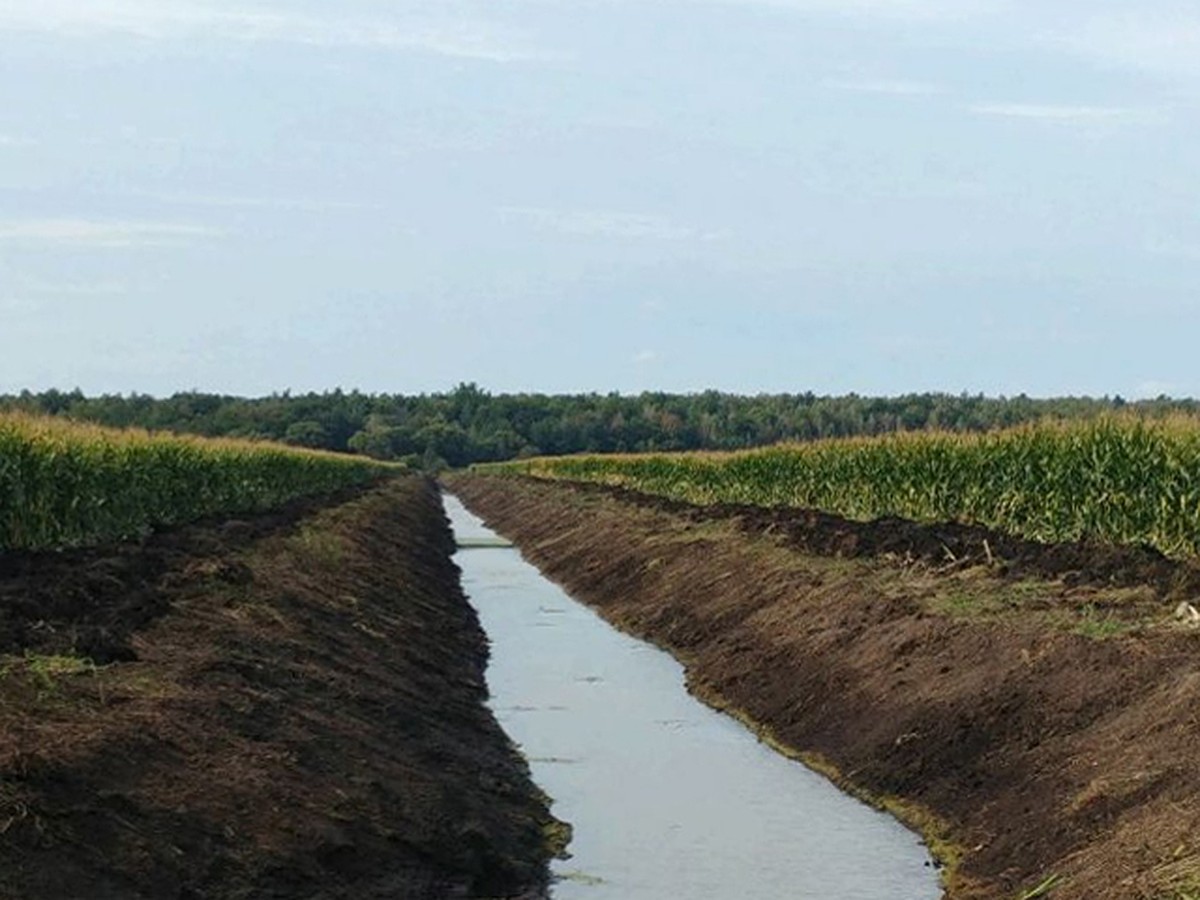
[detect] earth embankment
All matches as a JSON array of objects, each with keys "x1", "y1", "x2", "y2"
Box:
[
  {"x1": 0, "y1": 476, "x2": 557, "y2": 899},
  {"x1": 448, "y1": 473, "x2": 1200, "y2": 900}
]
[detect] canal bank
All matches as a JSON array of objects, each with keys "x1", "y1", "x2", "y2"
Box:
[
  {"x1": 448, "y1": 495, "x2": 939, "y2": 899},
  {"x1": 0, "y1": 478, "x2": 558, "y2": 899},
  {"x1": 447, "y1": 474, "x2": 1200, "y2": 900}
]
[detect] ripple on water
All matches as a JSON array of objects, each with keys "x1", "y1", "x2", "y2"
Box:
[{"x1": 447, "y1": 495, "x2": 939, "y2": 900}]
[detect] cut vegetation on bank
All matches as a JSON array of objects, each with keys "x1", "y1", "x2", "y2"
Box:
[{"x1": 0, "y1": 412, "x2": 393, "y2": 551}]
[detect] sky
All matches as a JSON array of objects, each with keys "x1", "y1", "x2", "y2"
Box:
[{"x1": 0, "y1": 0, "x2": 1197, "y2": 398}]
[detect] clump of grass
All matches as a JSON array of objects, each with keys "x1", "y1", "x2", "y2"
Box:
[
  {"x1": 542, "y1": 818, "x2": 573, "y2": 859},
  {"x1": 1150, "y1": 847, "x2": 1200, "y2": 899},
  {"x1": 1073, "y1": 604, "x2": 1133, "y2": 640},
  {"x1": 290, "y1": 525, "x2": 351, "y2": 569},
  {"x1": 556, "y1": 869, "x2": 604, "y2": 886},
  {"x1": 1017, "y1": 873, "x2": 1062, "y2": 899},
  {"x1": 0, "y1": 653, "x2": 96, "y2": 699}
]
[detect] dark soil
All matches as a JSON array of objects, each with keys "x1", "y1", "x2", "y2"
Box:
[
  {"x1": 0, "y1": 484, "x2": 372, "y2": 665},
  {"x1": 449, "y1": 474, "x2": 1200, "y2": 900},
  {"x1": 555, "y1": 477, "x2": 1200, "y2": 600},
  {"x1": 0, "y1": 477, "x2": 557, "y2": 900}
]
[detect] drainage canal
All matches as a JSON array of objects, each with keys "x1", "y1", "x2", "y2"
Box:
[{"x1": 447, "y1": 495, "x2": 941, "y2": 900}]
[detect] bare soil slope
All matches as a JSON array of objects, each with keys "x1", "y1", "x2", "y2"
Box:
[
  {"x1": 449, "y1": 474, "x2": 1200, "y2": 900},
  {"x1": 0, "y1": 477, "x2": 557, "y2": 900}
]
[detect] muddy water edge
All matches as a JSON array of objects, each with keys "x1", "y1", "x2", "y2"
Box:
[
  {"x1": 445, "y1": 473, "x2": 1200, "y2": 900},
  {"x1": 0, "y1": 477, "x2": 557, "y2": 899}
]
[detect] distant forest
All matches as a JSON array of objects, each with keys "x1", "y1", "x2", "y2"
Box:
[{"x1": 3, "y1": 385, "x2": 1195, "y2": 470}]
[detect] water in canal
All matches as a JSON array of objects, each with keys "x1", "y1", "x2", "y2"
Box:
[{"x1": 446, "y1": 495, "x2": 941, "y2": 900}]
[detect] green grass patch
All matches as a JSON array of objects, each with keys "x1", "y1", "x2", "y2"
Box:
[
  {"x1": 0, "y1": 653, "x2": 97, "y2": 700},
  {"x1": 1016, "y1": 873, "x2": 1062, "y2": 899}
]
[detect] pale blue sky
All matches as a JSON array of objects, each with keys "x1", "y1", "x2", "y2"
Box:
[{"x1": 1, "y1": 0, "x2": 1197, "y2": 397}]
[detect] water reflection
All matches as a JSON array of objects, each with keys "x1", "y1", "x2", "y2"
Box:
[{"x1": 447, "y1": 495, "x2": 940, "y2": 900}]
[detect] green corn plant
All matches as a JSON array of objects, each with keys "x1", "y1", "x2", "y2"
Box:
[
  {"x1": 0, "y1": 412, "x2": 397, "y2": 551},
  {"x1": 484, "y1": 415, "x2": 1200, "y2": 559}
]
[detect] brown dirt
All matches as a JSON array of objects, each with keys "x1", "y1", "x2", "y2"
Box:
[
  {"x1": 448, "y1": 473, "x2": 1200, "y2": 900},
  {"x1": 558, "y1": 478, "x2": 1200, "y2": 600},
  {"x1": 0, "y1": 476, "x2": 558, "y2": 900}
]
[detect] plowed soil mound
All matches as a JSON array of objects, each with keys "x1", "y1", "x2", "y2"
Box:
[
  {"x1": 562, "y1": 478, "x2": 1200, "y2": 599},
  {"x1": 0, "y1": 477, "x2": 555, "y2": 900},
  {"x1": 0, "y1": 486, "x2": 368, "y2": 665},
  {"x1": 449, "y1": 474, "x2": 1200, "y2": 900}
]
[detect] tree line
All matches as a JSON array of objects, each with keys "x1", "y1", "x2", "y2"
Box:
[{"x1": 2, "y1": 385, "x2": 1192, "y2": 470}]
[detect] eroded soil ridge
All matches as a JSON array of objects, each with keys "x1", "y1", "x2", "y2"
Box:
[
  {"x1": 0, "y1": 477, "x2": 556, "y2": 900},
  {"x1": 449, "y1": 474, "x2": 1200, "y2": 900},
  {"x1": 558, "y1": 478, "x2": 1200, "y2": 599}
]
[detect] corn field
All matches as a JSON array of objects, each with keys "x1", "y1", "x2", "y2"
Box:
[
  {"x1": 491, "y1": 417, "x2": 1200, "y2": 558},
  {"x1": 0, "y1": 413, "x2": 395, "y2": 551}
]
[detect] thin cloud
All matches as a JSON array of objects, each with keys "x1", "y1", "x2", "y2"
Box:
[
  {"x1": 20, "y1": 279, "x2": 132, "y2": 296},
  {"x1": 0, "y1": 218, "x2": 223, "y2": 248},
  {"x1": 712, "y1": 0, "x2": 1006, "y2": 22},
  {"x1": 0, "y1": 297, "x2": 39, "y2": 315},
  {"x1": 634, "y1": 350, "x2": 659, "y2": 364},
  {"x1": 968, "y1": 103, "x2": 1151, "y2": 123},
  {"x1": 0, "y1": 1, "x2": 554, "y2": 63},
  {"x1": 1052, "y1": 13, "x2": 1200, "y2": 84},
  {"x1": 140, "y1": 190, "x2": 378, "y2": 213},
  {"x1": 499, "y1": 207, "x2": 726, "y2": 242},
  {"x1": 1146, "y1": 236, "x2": 1200, "y2": 262},
  {"x1": 825, "y1": 78, "x2": 946, "y2": 96}
]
